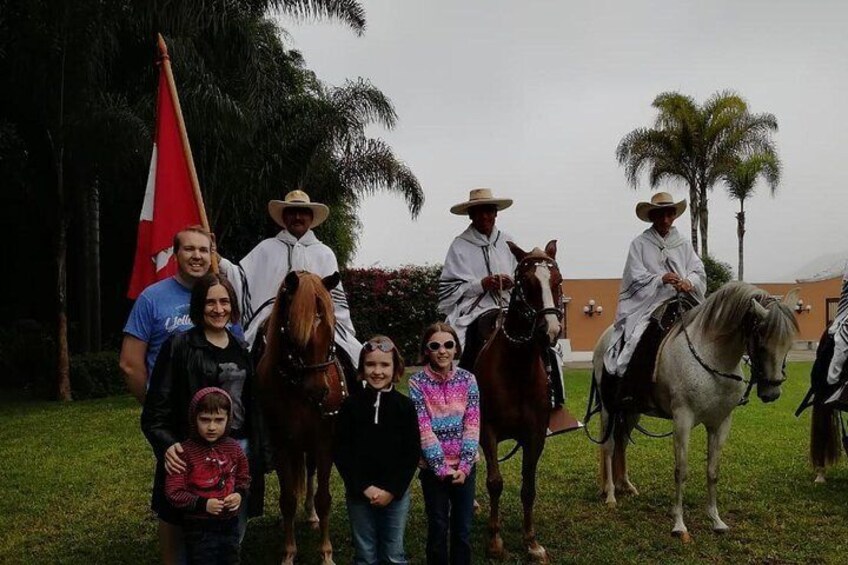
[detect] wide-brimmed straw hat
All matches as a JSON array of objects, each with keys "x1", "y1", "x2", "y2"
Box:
[
  {"x1": 635, "y1": 192, "x2": 687, "y2": 223},
  {"x1": 268, "y1": 190, "x2": 330, "y2": 228},
  {"x1": 450, "y1": 188, "x2": 513, "y2": 216}
]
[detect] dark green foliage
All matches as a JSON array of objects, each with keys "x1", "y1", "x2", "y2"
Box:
[
  {"x1": 344, "y1": 265, "x2": 442, "y2": 363},
  {"x1": 0, "y1": 324, "x2": 57, "y2": 395},
  {"x1": 703, "y1": 254, "x2": 734, "y2": 295},
  {"x1": 69, "y1": 351, "x2": 124, "y2": 399}
]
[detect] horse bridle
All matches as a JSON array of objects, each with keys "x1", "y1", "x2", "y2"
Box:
[
  {"x1": 274, "y1": 310, "x2": 348, "y2": 417},
  {"x1": 682, "y1": 296, "x2": 787, "y2": 395},
  {"x1": 502, "y1": 258, "x2": 564, "y2": 345}
]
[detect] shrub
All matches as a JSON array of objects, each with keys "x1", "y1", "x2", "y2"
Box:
[
  {"x1": 703, "y1": 255, "x2": 734, "y2": 295},
  {"x1": 343, "y1": 265, "x2": 443, "y2": 363},
  {"x1": 70, "y1": 351, "x2": 124, "y2": 400},
  {"x1": 0, "y1": 321, "x2": 56, "y2": 396}
]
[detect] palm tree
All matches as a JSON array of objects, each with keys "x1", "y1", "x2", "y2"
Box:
[
  {"x1": 616, "y1": 91, "x2": 779, "y2": 257},
  {"x1": 722, "y1": 152, "x2": 781, "y2": 280}
]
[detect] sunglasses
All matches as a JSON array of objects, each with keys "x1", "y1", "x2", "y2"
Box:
[
  {"x1": 364, "y1": 340, "x2": 396, "y2": 353},
  {"x1": 426, "y1": 340, "x2": 456, "y2": 352}
]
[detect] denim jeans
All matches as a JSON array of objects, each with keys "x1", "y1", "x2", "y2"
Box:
[
  {"x1": 419, "y1": 467, "x2": 476, "y2": 565},
  {"x1": 183, "y1": 517, "x2": 240, "y2": 565},
  {"x1": 346, "y1": 490, "x2": 411, "y2": 564}
]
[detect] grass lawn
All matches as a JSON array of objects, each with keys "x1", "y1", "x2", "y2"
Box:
[{"x1": 2, "y1": 362, "x2": 848, "y2": 564}]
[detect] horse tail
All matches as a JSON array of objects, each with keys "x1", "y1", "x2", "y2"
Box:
[{"x1": 810, "y1": 402, "x2": 841, "y2": 469}]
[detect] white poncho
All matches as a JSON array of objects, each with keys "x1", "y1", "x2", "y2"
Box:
[
  {"x1": 827, "y1": 262, "x2": 848, "y2": 385},
  {"x1": 438, "y1": 226, "x2": 518, "y2": 347},
  {"x1": 219, "y1": 229, "x2": 361, "y2": 365},
  {"x1": 604, "y1": 226, "x2": 706, "y2": 376}
]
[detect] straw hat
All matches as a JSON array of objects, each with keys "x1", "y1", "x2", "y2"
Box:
[
  {"x1": 268, "y1": 190, "x2": 330, "y2": 228},
  {"x1": 450, "y1": 188, "x2": 513, "y2": 215},
  {"x1": 635, "y1": 192, "x2": 687, "y2": 223}
]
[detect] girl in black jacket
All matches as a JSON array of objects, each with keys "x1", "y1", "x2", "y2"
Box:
[{"x1": 334, "y1": 336, "x2": 421, "y2": 565}]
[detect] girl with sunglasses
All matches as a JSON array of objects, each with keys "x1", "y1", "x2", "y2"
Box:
[
  {"x1": 408, "y1": 322, "x2": 480, "y2": 565},
  {"x1": 334, "y1": 336, "x2": 421, "y2": 565}
]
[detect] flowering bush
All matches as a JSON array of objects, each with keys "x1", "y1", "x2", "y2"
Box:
[{"x1": 343, "y1": 265, "x2": 443, "y2": 363}]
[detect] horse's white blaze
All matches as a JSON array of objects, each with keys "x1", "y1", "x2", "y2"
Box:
[{"x1": 535, "y1": 264, "x2": 561, "y2": 343}]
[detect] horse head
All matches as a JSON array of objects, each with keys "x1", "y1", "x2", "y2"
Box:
[
  {"x1": 747, "y1": 288, "x2": 800, "y2": 402},
  {"x1": 259, "y1": 270, "x2": 340, "y2": 409},
  {"x1": 505, "y1": 240, "x2": 563, "y2": 346}
]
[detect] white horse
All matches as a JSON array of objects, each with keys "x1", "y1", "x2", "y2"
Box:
[{"x1": 591, "y1": 282, "x2": 799, "y2": 540}]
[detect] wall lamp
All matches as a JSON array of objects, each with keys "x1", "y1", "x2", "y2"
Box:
[
  {"x1": 583, "y1": 299, "x2": 603, "y2": 316},
  {"x1": 794, "y1": 299, "x2": 811, "y2": 314}
]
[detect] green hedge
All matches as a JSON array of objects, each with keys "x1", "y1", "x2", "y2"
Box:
[{"x1": 343, "y1": 265, "x2": 443, "y2": 364}]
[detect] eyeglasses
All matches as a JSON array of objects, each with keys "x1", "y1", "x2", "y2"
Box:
[
  {"x1": 363, "y1": 340, "x2": 396, "y2": 353},
  {"x1": 426, "y1": 340, "x2": 456, "y2": 352}
]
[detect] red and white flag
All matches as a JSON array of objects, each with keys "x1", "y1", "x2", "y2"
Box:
[{"x1": 128, "y1": 38, "x2": 206, "y2": 298}]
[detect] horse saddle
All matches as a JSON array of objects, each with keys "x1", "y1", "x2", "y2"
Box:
[
  {"x1": 603, "y1": 296, "x2": 696, "y2": 416},
  {"x1": 460, "y1": 308, "x2": 502, "y2": 371}
]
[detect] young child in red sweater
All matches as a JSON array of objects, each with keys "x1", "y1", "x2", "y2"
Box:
[{"x1": 165, "y1": 387, "x2": 250, "y2": 565}]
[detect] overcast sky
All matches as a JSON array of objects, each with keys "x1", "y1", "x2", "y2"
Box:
[{"x1": 282, "y1": 0, "x2": 848, "y2": 281}]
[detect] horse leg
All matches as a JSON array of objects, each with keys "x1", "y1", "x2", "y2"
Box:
[
  {"x1": 314, "y1": 443, "x2": 335, "y2": 565},
  {"x1": 480, "y1": 427, "x2": 505, "y2": 559},
  {"x1": 522, "y1": 435, "x2": 548, "y2": 563},
  {"x1": 304, "y1": 452, "x2": 319, "y2": 529},
  {"x1": 706, "y1": 416, "x2": 732, "y2": 533},
  {"x1": 619, "y1": 413, "x2": 640, "y2": 496},
  {"x1": 599, "y1": 408, "x2": 618, "y2": 508},
  {"x1": 276, "y1": 466, "x2": 299, "y2": 565},
  {"x1": 671, "y1": 412, "x2": 693, "y2": 541}
]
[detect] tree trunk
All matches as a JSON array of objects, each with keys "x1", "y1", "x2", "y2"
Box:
[
  {"x1": 699, "y1": 191, "x2": 709, "y2": 259},
  {"x1": 79, "y1": 183, "x2": 91, "y2": 353},
  {"x1": 56, "y1": 157, "x2": 72, "y2": 401},
  {"x1": 81, "y1": 180, "x2": 102, "y2": 352},
  {"x1": 737, "y1": 204, "x2": 746, "y2": 281},
  {"x1": 688, "y1": 182, "x2": 700, "y2": 255}
]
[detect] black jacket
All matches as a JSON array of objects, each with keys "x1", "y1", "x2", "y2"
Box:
[
  {"x1": 141, "y1": 326, "x2": 268, "y2": 517},
  {"x1": 333, "y1": 384, "x2": 421, "y2": 501}
]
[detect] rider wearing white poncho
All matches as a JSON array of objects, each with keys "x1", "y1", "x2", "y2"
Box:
[
  {"x1": 604, "y1": 192, "x2": 706, "y2": 378},
  {"x1": 218, "y1": 190, "x2": 361, "y2": 367},
  {"x1": 826, "y1": 262, "x2": 848, "y2": 386}
]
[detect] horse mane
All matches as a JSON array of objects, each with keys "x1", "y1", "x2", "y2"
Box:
[
  {"x1": 524, "y1": 248, "x2": 551, "y2": 261},
  {"x1": 288, "y1": 273, "x2": 336, "y2": 350},
  {"x1": 676, "y1": 281, "x2": 798, "y2": 344}
]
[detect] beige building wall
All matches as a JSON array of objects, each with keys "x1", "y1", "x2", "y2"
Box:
[{"x1": 562, "y1": 276, "x2": 842, "y2": 352}]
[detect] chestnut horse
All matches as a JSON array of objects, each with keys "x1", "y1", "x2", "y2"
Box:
[
  {"x1": 475, "y1": 240, "x2": 563, "y2": 563},
  {"x1": 257, "y1": 271, "x2": 348, "y2": 565}
]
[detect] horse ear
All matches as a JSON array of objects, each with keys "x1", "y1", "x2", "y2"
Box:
[
  {"x1": 507, "y1": 241, "x2": 527, "y2": 262},
  {"x1": 782, "y1": 287, "x2": 801, "y2": 307},
  {"x1": 284, "y1": 271, "x2": 300, "y2": 294},
  {"x1": 544, "y1": 240, "x2": 557, "y2": 259},
  {"x1": 751, "y1": 297, "x2": 769, "y2": 319},
  {"x1": 323, "y1": 272, "x2": 341, "y2": 291}
]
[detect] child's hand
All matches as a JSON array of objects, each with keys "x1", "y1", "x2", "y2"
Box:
[
  {"x1": 451, "y1": 470, "x2": 467, "y2": 485},
  {"x1": 164, "y1": 443, "x2": 186, "y2": 475},
  {"x1": 206, "y1": 498, "x2": 225, "y2": 515},
  {"x1": 223, "y1": 493, "x2": 242, "y2": 512},
  {"x1": 370, "y1": 488, "x2": 394, "y2": 507},
  {"x1": 363, "y1": 485, "x2": 380, "y2": 500}
]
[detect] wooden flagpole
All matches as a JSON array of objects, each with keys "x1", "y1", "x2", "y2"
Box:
[{"x1": 156, "y1": 33, "x2": 219, "y2": 272}]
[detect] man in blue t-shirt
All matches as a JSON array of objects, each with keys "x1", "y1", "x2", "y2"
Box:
[{"x1": 120, "y1": 227, "x2": 212, "y2": 403}]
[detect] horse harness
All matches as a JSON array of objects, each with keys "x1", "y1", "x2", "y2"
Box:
[
  {"x1": 275, "y1": 318, "x2": 349, "y2": 417},
  {"x1": 681, "y1": 295, "x2": 787, "y2": 404},
  {"x1": 501, "y1": 257, "x2": 564, "y2": 346}
]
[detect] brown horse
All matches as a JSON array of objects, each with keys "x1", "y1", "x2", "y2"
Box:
[
  {"x1": 475, "y1": 240, "x2": 563, "y2": 563},
  {"x1": 257, "y1": 271, "x2": 348, "y2": 565}
]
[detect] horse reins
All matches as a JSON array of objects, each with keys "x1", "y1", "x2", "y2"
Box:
[{"x1": 501, "y1": 258, "x2": 564, "y2": 345}]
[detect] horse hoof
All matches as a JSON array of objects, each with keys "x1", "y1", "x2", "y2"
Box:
[
  {"x1": 605, "y1": 499, "x2": 617, "y2": 509},
  {"x1": 473, "y1": 499, "x2": 481, "y2": 514},
  {"x1": 308, "y1": 518, "x2": 320, "y2": 530},
  {"x1": 712, "y1": 524, "x2": 729, "y2": 534},
  {"x1": 814, "y1": 473, "x2": 826, "y2": 484},
  {"x1": 673, "y1": 530, "x2": 693, "y2": 544},
  {"x1": 320, "y1": 554, "x2": 335, "y2": 565},
  {"x1": 487, "y1": 537, "x2": 505, "y2": 559},
  {"x1": 527, "y1": 544, "x2": 549, "y2": 563}
]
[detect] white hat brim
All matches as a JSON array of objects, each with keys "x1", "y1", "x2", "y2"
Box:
[
  {"x1": 450, "y1": 198, "x2": 513, "y2": 216},
  {"x1": 268, "y1": 200, "x2": 330, "y2": 228},
  {"x1": 635, "y1": 199, "x2": 687, "y2": 223}
]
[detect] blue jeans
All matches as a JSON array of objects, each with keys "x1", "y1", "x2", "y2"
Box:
[
  {"x1": 419, "y1": 467, "x2": 476, "y2": 565},
  {"x1": 346, "y1": 490, "x2": 411, "y2": 564},
  {"x1": 183, "y1": 517, "x2": 240, "y2": 565}
]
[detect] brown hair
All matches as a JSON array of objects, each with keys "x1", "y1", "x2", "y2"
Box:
[
  {"x1": 196, "y1": 389, "x2": 232, "y2": 416},
  {"x1": 173, "y1": 225, "x2": 212, "y2": 253},
  {"x1": 357, "y1": 335, "x2": 406, "y2": 383},
  {"x1": 189, "y1": 273, "x2": 240, "y2": 327},
  {"x1": 418, "y1": 322, "x2": 462, "y2": 364}
]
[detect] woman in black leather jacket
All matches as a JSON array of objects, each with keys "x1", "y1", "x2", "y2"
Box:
[{"x1": 141, "y1": 273, "x2": 267, "y2": 539}]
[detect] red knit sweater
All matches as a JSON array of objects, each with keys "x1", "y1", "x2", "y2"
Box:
[{"x1": 164, "y1": 437, "x2": 250, "y2": 518}]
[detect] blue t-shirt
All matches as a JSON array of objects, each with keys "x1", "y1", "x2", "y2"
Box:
[{"x1": 124, "y1": 277, "x2": 193, "y2": 375}]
